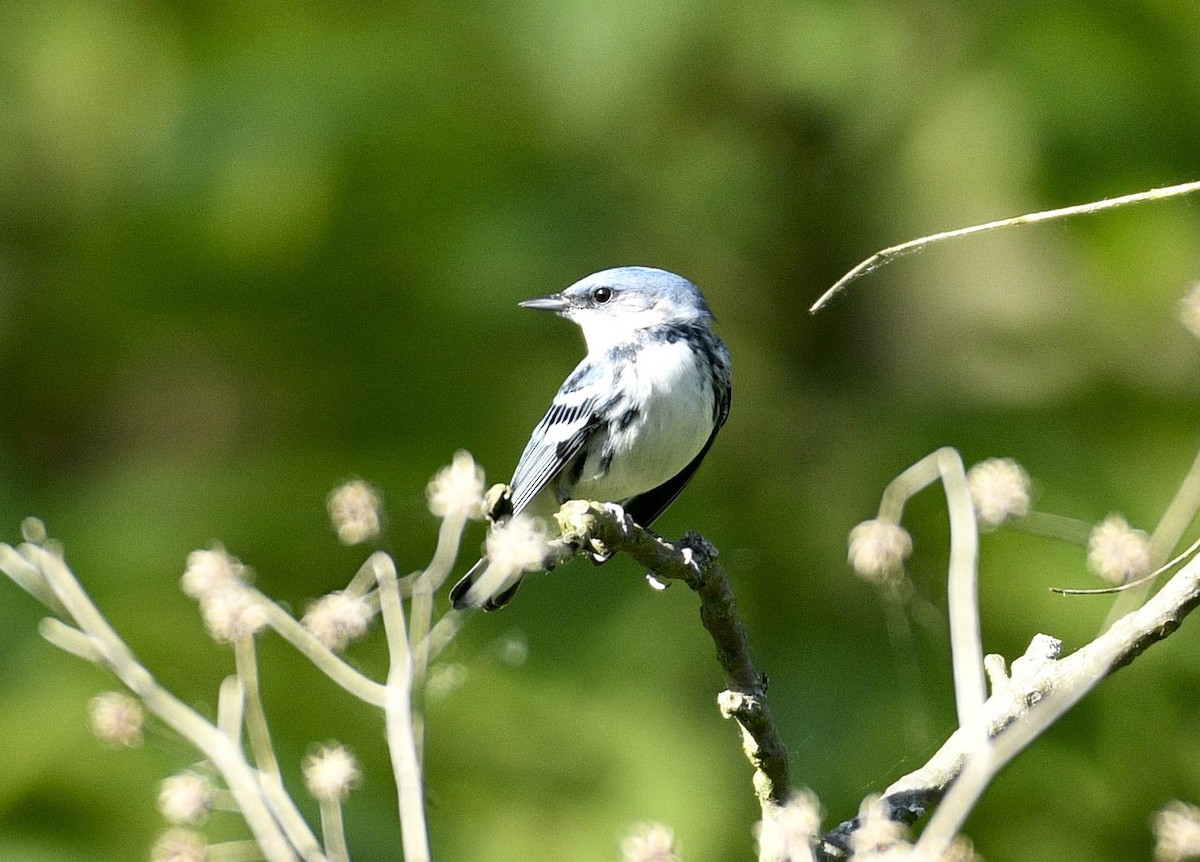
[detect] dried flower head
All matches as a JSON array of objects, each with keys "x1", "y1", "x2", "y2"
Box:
[
  {"x1": 1155, "y1": 800, "x2": 1200, "y2": 862},
  {"x1": 89, "y1": 691, "x2": 144, "y2": 747},
  {"x1": 941, "y1": 837, "x2": 984, "y2": 862},
  {"x1": 498, "y1": 630, "x2": 530, "y2": 667},
  {"x1": 150, "y1": 828, "x2": 206, "y2": 862},
  {"x1": 485, "y1": 514, "x2": 549, "y2": 580},
  {"x1": 968, "y1": 458, "x2": 1031, "y2": 528},
  {"x1": 848, "y1": 519, "x2": 912, "y2": 584},
  {"x1": 158, "y1": 771, "x2": 216, "y2": 826},
  {"x1": 201, "y1": 584, "x2": 268, "y2": 643},
  {"x1": 755, "y1": 789, "x2": 822, "y2": 862},
  {"x1": 454, "y1": 515, "x2": 550, "y2": 606},
  {"x1": 621, "y1": 822, "x2": 680, "y2": 862},
  {"x1": 181, "y1": 546, "x2": 248, "y2": 601},
  {"x1": 20, "y1": 516, "x2": 47, "y2": 545},
  {"x1": 1180, "y1": 283, "x2": 1200, "y2": 341},
  {"x1": 303, "y1": 591, "x2": 374, "y2": 652},
  {"x1": 328, "y1": 479, "x2": 383, "y2": 546},
  {"x1": 427, "y1": 450, "x2": 486, "y2": 521},
  {"x1": 1087, "y1": 514, "x2": 1151, "y2": 586},
  {"x1": 850, "y1": 796, "x2": 908, "y2": 857},
  {"x1": 426, "y1": 662, "x2": 468, "y2": 700},
  {"x1": 304, "y1": 744, "x2": 362, "y2": 802}
]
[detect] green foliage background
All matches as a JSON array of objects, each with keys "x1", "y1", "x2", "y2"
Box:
[{"x1": 2, "y1": 2, "x2": 1200, "y2": 860}]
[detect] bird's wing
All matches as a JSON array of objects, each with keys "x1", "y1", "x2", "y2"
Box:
[
  {"x1": 508, "y1": 363, "x2": 607, "y2": 515},
  {"x1": 622, "y1": 355, "x2": 732, "y2": 528}
]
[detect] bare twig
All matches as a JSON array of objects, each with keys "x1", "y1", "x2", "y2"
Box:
[
  {"x1": 235, "y1": 636, "x2": 280, "y2": 779},
  {"x1": 257, "y1": 599, "x2": 387, "y2": 707},
  {"x1": 878, "y1": 448, "x2": 985, "y2": 725},
  {"x1": 810, "y1": 179, "x2": 1200, "y2": 313},
  {"x1": 1103, "y1": 443, "x2": 1200, "y2": 629},
  {"x1": 1, "y1": 543, "x2": 327, "y2": 862},
  {"x1": 818, "y1": 547, "x2": 1200, "y2": 858},
  {"x1": 373, "y1": 552, "x2": 431, "y2": 862},
  {"x1": 408, "y1": 511, "x2": 470, "y2": 762},
  {"x1": 551, "y1": 501, "x2": 791, "y2": 815}
]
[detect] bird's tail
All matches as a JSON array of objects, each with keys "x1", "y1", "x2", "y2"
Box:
[{"x1": 449, "y1": 558, "x2": 522, "y2": 612}]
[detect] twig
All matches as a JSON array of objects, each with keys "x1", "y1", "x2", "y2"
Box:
[
  {"x1": 1103, "y1": 442, "x2": 1200, "y2": 629},
  {"x1": 2, "y1": 543, "x2": 326, "y2": 862},
  {"x1": 318, "y1": 797, "x2": 351, "y2": 862},
  {"x1": 218, "y1": 676, "x2": 246, "y2": 750},
  {"x1": 235, "y1": 636, "x2": 280, "y2": 779},
  {"x1": 1051, "y1": 535, "x2": 1200, "y2": 596},
  {"x1": 877, "y1": 448, "x2": 985, "y2": 726},
  {"x1": 817, "y1": 548, "x2": 1200, "y2": 858},
  {"x1": 552, "y1": 501, "x2": 791, "y2": 814},
  {"x1": 408, "y1": 511, "x2": 470, "y2": 762},
  {"x1": 257, "y1": 599, "x2": 387, "y2": 707},
  {"x1": 373, "y1": 552, "x2": 432, "y2": 862},
  {"x1": 809, "y1": 179, "x2": 1200, "y2": 312}
]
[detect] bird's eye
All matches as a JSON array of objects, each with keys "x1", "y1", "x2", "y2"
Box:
[{"x1": 592, "y1": 286, "x2": 614, "y2": 304}]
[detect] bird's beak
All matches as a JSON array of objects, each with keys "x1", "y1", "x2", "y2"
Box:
[{"x1": 518, "y1": 293, "x2": 570, "y2": 314}]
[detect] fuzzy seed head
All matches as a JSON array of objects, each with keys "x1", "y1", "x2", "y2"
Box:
[
  {"x1": 1180, "y1": 283, "x2": 1200, "y2": 341},
  {"x1": 303, "y1": 591, "x2": 374, "y2": 652},
  {"x1": 755, "y1": 789, "x2": 822, "y2": 862},
  {"x1": 426, "y1": 662, "x2": 468, "y2": 700},
  {"x1": 485, "y1": 514, "x2": 549, "y2": 579},
  {"x1": 621, "y1": 822, "x2": 680, "y2": 862},
  {"x1": 1155, "y1": 800, "x2": 1200, "y2": 862},
  {"x1": 181, "y1": 546, "x2": 248, "y2": 601},
  {"x1": 304, "y1": 744, "x2": 361, "y2": 802},
  {"x1": 201, "y1": 583, "x2": 268, "y2": 643},
  {"x1": 968, "y1": 458, "x2": 1031, "y2": 528},
  {"x1": 850, "y1": 796, "x2": 908, "y2": 857},
  {"x1": 20, "y1": 516, "x2": 47, "y2": 545},
  {"x1": 427, "y1": 450, "x2": 486, "y2": 521},
  {"x1": 89, "y1": 691, "x2": 144, "y2": 747},
  {"x1": 848, "y1": 520, "x2": 913, "y2": 584},
  {"x1": 498, "y1": 630, "x2": 530, "y2": 667},
  {"x1": 328, "y1": 479, "x2": 383, "y2": 546},
  {"x1": 158, "y1": 771, "x2": 216, "y2": 826},
  {"x1": 1087, "y1": 514, "x2": 1152, "y2": 585},
  {"x1": 150, "y1": 829, "x2": 206, "y2": 862}
]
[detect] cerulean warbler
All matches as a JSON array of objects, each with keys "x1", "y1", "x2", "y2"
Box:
[{"x1": 450, "y1": 266, "x2": 731, "y2": 610}]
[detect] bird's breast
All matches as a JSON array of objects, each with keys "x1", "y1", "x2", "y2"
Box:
[{"x1": 572, "y1": 339, "x2": 714, "y2": 502}]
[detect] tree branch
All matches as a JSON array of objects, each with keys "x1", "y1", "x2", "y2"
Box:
[
  {"x1": 818, "y1": 547, "x2": 1200, "y2": 858},
  {"x1": 550, "y1": 501, "x2": 791, "y2": 814}
]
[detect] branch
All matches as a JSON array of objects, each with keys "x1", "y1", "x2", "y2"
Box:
[
  {"x1": 0, "y1": 542, "x2": 325, "y2": 862},
  {"x1": 550, "y1": 501, "x2": 791, "y2": 814},
  {"x1": 374, "y1": 553, "x2": 432, "y2": 862},
  {"x1": 877, "y1": 448, "x2": 985, "y2": 726},
  {"x1": 818, "y1": 546, "x2": 1200, "y2": 858},
  {"x1": 809, "y1": 179, "x2": 1200, "y2": 312}
]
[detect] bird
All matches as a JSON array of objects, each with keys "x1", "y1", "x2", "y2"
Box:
[{"x1": 449, "y1": 266, "x2": 731, "y2": 611}]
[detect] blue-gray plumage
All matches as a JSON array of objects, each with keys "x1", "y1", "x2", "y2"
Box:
[{"x1": 450, "y1": 266, "x2": 731, "y2": 611}]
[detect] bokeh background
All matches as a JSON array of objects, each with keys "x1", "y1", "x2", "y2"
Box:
[{"x1": 2, "y1": 2, "x2": 1200, "y2": 860}]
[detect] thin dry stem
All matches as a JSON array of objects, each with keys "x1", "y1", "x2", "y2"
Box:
[
  {"x1": 257, "y1": 598, "x2": 386, "y2": 707},
  {"x1": 2, "y1": 543, "x2": 326, "y2": 862},
  {"x1": 234, "y1": 636, "x2": 280, "y2": 779},
  {"x1": 408, "y1": 511, "x2": 470, "y2": 761},
  {"x1": 820, "y1": 549, "x2": 1200, "y2": 859},
  {"x1": 550, "y1": 501, "x2": 791, "y2": 821},
  {"x1": 1104, "y1": 443, "x2": 1200, "y2": 629},
  {"x1": 319, "y1": 799, "x2": 351, "y2": 862},
  {"x1": 373, "y1": 552, "x2": 431, "y2": 862},
  {"x1": 810, "y1": 179, "x2": 1200, "y2": 312},
  {"x1": 876, "y1": 448, "x2": 985, "y2": 725},
  {"x1": 217, "y1": 676, "x2": 245, "y2": 747}
]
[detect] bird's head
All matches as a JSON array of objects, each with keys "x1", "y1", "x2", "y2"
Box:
[{"x1": 520, "y1": 267, "x2": 715, "y2": 354}]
